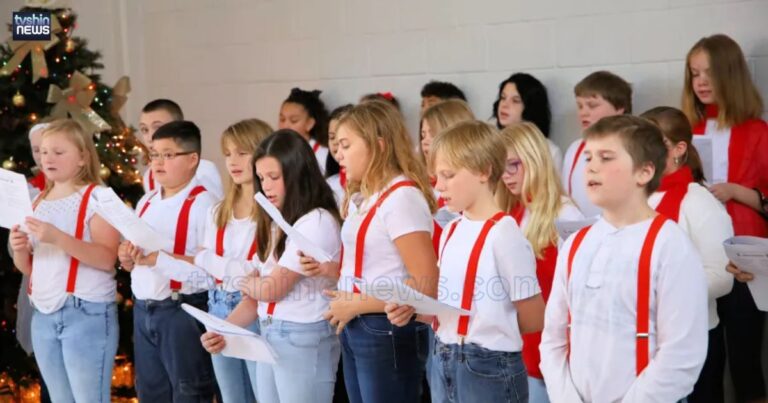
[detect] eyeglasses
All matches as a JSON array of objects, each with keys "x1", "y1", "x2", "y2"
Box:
[
  {"x1": 148, "y1": 151, "x2": 196, "y2": 162},
  {"x1": 505, "y1": 159, "x2": 523, "y2": 175}
]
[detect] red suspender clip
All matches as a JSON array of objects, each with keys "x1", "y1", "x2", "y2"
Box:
[
  {"x1": 352, "y1": 180, "x2": 417, "y2": 294},
  {"x1": 566, "y1": 215, "x2": 667, "y2": 376},
  {"x1": 440, "y1": 211, "x2": 507, "y2": 345}
]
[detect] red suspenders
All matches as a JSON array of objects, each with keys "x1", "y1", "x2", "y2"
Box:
[
  {"x1": 214, "y1": 224, "x2": 259, "y2": 285},
  {"x1": 139, "y1": 185, "x2": 207, "y2": 292},
  {"x1": 28, "y1": 184, "x2": 97, "y2": 295},
  {"x1": 566, "y1": 214, "x2": 667, "y2": 375},
  {"x1": 147, "y1": 170, "x2": 155, "y2": 191},
  {"x1": 439, "y1": 211, "x2": 507, "y2": 343}
]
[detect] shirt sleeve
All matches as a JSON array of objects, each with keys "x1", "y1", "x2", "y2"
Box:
[
  {"x1": 539, "y1": 235, "x2": 585, "y2": 402},
  {"x1": 278, "y1": 209, "x2": 341, "y2": 271},
  {"x1": 683, "y1": 186, "x2": 734, "y2": 301},
  {"x1": 380, "y1": 187, "x2": 433, "y2": 241},
  {"x1": 491, "y1": 221, "x2": 540, "y2": 302},
  {"x1": 622, "y1": 226, "x2": 709, "y2": 402}
]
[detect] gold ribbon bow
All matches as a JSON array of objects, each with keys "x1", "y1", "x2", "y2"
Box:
[
  {"x1": 0, "y1": 16, "x2": 61, "y2": 83},
  {"x1": 110, "y1": 76, "x2": 131, "y2": 117},
  {"x1": 47, "y1": 71, "x2": 111, "y2": 134}
]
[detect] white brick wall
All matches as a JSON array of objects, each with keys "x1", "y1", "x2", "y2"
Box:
[{"x1": 2, "y1": 0, "x2": 767, "y2": 177}]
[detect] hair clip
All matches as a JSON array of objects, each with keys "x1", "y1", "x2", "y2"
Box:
[{"x1": 379, "y1": 92, "x2": 394, "y2": 101}]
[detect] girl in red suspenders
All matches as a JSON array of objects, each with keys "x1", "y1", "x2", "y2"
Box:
[
  {"x1": 320, "y1": 100, "x2": 439, "y2": 403},
  {"x1": 409, "y1": 120, "x2": 545, "y2": 402},
  {"x1": 327, "y1": 104, "x2": 354, "y2": 206},
  {"x1": 540, "y1": 115, "x2": 708, "y2": 402},
  {"x1": 203, "y1": 130, "x2": 343, "y2": 403},
  {"x1": 641, "y1": 107, "x2": 735, "y2": 403},
  {"x1": 682, "y1": 34, "x2": 768, "y2": 403},
  {"x1": 278, "y1": 88, "x2": 337, "y2": 177},
  {"x1": 497, "y1": 122, "x2": 583, "y2": 403},
  {"x1": 10, "y1": 119, "x2": 120, "y2": 403},
  {"x1": 152, "y1": 119, "x2": 270, "y2": 402}
]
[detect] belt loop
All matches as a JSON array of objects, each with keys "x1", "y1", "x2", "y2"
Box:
[
  {"x1": 72, "y1": 295, "x2": 80, "y2": 308},
  {"x1": 458, "y1": 338, "x2": 465, "y2": 362},
  {"x1": 171, "y1": 291, "x2": 180, "y2": 301}
]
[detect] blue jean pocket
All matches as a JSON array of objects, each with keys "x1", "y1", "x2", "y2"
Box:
[
  {"x1": 357, "y1": 315, "x2": 393, "y2": 336},
  {"x1": 464, "y1": 352, "x2": 507, "y2": 378},
  {"x1": 287, "y1": 329, "x2": 322, "y2": 348},
  {"x1": 77, "y1": 300, "x2": 112, "y2": 317}
]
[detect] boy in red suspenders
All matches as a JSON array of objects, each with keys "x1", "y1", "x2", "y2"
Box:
[
  {"x1": 117, "y1": 121, "x2": 219, "y2": 402},
  {"x1": 540, "y1": 115, "x2": 708, "y2": 402},
  {"x1": 561, "y1": 71, "x2": 632, "y2": 219}
]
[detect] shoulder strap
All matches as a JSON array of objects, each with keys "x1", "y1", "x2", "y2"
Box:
[
  {"x1": 566, "y1": 224, "x2": 593, "y2": 359},
  {"x1": 352, "y1": 180, "x2": 417, "y2": 293},
  {"x1": 456, "y1": 211, "x2": 507, "y2": 339},
  {"x1": 65, "y1": 184, "x2": 97, "y2": 294},
  {"x1": 636, "y1": 215, "x2": 667, "y2": 375},
  {"x1": 171, "y1": 186, "x2": 207, "y2": 291},
  {"x1": 568, "y1": 141, "x2": 587, "y2": 196}
]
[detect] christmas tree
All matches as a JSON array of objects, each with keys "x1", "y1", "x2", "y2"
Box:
[{"x1": 0, "y1": 4, "x2": 143, "y2": 401}]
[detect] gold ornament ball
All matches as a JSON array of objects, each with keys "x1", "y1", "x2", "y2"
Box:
[
  {"x1": 12, "y1": 91, "x2": 25, "y2": 108},
  {"x1": 28, "y1": 113, "x2": 38, "y2": 122},
  {"x1": 2, "y1": 159, "x2": 17, "y2": 170},
  {"x1": 99, "y1": 165, "x2": 111, "y2": 179},
  {"x1": 65, "y1": 39, "x2": 76, "y2": 53}
]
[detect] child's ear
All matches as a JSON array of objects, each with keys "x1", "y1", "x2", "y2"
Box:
[{"x1": 635, "y1": 161, "x2": 656, "y2": 188}]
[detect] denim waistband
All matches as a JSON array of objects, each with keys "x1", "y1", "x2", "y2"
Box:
[{"x1": 133, "y1": 291, "x2": 208, "y2": 309}]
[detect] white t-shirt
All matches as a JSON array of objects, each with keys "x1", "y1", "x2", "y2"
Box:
[
  {"x1": 189, "y1": 204, "x2": 260, "y2": 293},
  {"x1": 337, "y1": 175, "x2": 433, "y2": 293},
  {"x1": 435, "y1": 215, "x2": 540, "y2": 352},
  {"x1": 699, "y1": 120, "x2": 731, "y2": 184},
  {"x1": 132, "y1": 179, "x2": 218, "y2": 300},
  {"x1": 30, "y1": 185, "x2": 116, "y2": 314},
  {"x1": 258, "y1": 208, "x2": 341, "y2": 323},
  {"x1": 143, "y1": 159, "x2": 224, "y2": 200},
  {"x1": 326, "y1": 173, "x2": 345, "y2": 207},
  {"x1": 561, "y1": 139, "x2": 601, "y2": 218},
  {"x1": 547, "y1": 138, "x2": 564, "y2": 177},
  {"x1": 309, "y1": 138, "x2": 330, "y2": 176},
  {"x1": 540, "y1": 217, "x2": 708, "y2": 402},
  {"x1": 648, "y1": 182, "x2": 734, "y2": 329}
]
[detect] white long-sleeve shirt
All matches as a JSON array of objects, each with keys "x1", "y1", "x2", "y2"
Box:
[
  {"x1": 648, "y1": 183, "x2": 734, "y2": 329},
  {"x1": 561, "y1": 139, "x2": 601, "y2": 218},
  {"x1": 540, "y1": 217, "x2": 708, "y2": 403}
]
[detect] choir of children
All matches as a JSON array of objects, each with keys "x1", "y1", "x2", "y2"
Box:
[{"x1": 10, "y1": 33, "x2": 767, "y2": 403}]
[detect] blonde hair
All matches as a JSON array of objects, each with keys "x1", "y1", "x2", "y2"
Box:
[
  {"x1": 214, "y1": 119, "x2": 273, "y2": 229},
  {"x1": 429, "y1": 120, "x2": 505, "y2": 189},
  {"x1": 682, "y1": 34, "x2": 764, "y2": 128},
  {"x1": 497, "y1": 122, "x2": 568, "y2": 257},
  {"x1": 336, "y1": 100, "x2": 436, "y2": 215},
  {"x1": 420, "y1": 99, "x2": 475, "y2": 165},
  {"x1": 38, "y1": 119, "x2": 101, "y2": 200}
]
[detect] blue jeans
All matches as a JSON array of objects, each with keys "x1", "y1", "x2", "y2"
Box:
[
  {"x1": 431, "y1": 337, "x2": 528, "y2": 403},
  {"x1": 31, "y1": 296, "x2": 118, "y2": 403},
  {"x1": 257, "y1": 318, "x2": 340, "y2": 403},
  {"x1": 341, "y1": 314, "x2": 429, "y2": 403},
  {"x1": 133, "y1": 292, "x2": 215, "y2": 402},
  {"x1": 208, "y1": 289, "x2": 259, "y2": 403},
  {"x1": 528, "y1": 376, "x2": 550, "y2": 403}
]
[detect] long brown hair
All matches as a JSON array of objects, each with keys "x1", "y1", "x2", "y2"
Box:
[
  {"x1": 213, "y1": 119, "x2": 273, "y2": 229},
  {"x1": 336, "y1": 100, "x2": 437, "y2": 216},
  {"x1": 641, "y1": 107, "x2": 705, "y2": 183},
  {"x1": 37, "y1": 119, "x2": 102, "y2": 201},
  {"x1": 682, "y1": 34, "x2": 764, "y2": 128}
]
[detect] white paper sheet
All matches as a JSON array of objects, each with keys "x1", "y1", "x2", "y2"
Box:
[
  {"x1": 92, "y1": 187, "x2": 173, "y2": 252},
  {"x1": 357, "y1": 279, "x2": 469, "y2": 316},
  {"x1": 254, "y1": 192, "x2": 333, "y2": 263},
  {"x1": 155, "y1": 252, "x2": 214, "y2": 286},
  {"x1": 181, "y1": 303, "x2": 277, "y2": 364},
  {"x1": 723, "y1": 236, "x2": 768, "y2": 311},
  {"x1": 555, "y1": 217, "x2": 598, "y2": 241},
  {"x1": 692, "y1": 136, "x2": 713, "y2": 183},
  {"x1": 0, "y1": 168, "x2": 34, "y2": 232}
]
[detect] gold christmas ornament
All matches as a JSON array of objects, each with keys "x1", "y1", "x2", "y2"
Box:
[
  {"x1": 28, "y1": 113, "x2": 38, "y2": 122},
  {"x1": 99, "y1": 165, "x2": 111, "y2": 179},
  {"x1": 2, "y1": 158, "x2": 17, "y2": 171},
  {"x1": 64, "y1": 38, "x2": 75, "y2": 53},
  {"x1": 12, "y1": 91, "x2": 25, "y2": 107}
]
